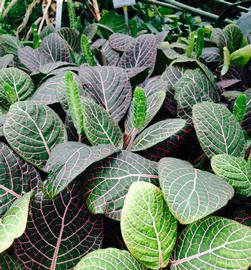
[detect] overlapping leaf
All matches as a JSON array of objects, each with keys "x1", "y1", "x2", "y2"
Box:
[
  {"x1": 0, "y1": 142, "x2": 41, "y2": 216},
  {"x1": 109, "y1": 33, "x2": 134, "y2": 51},
  {"x1": 121, "y1": 182, "x2": 177, "y2": 269},
  {"x1": 171, "y1": 216, "x2": 251, "y2": 270},
  {"x1": 159, "y1": 158, "x2": 234, "y2": 224},
  {"x1": 58, "y1": 28, "x2": 80, "y2": 52},
  {"x1": 74, "y1": 248, "x2": 144, "y2": 270},
  {"x1": 3, "y1": 102, "x2": 67, "y2": 169},
  {"x1": 14, "y1": 183, "x2": 103, "y2": 270},
  {"x1": 0, "y1": 192, "x2": 31, "y2": 253},
  {"x1": 0, "y1": 254, "x2": 22, "y2": 270},
  {"x1": 84, "y1": 150, "x2": 159, "y2": 220},
  {"x1": 0, "y1": 35, "x2": 22, "y2": 59},
  {"x1": 242, "y1": 88, "x2": 251, "y2": 133},
  {"x1": 44, "y1": 142, "x2": 118, "y2": 198},
  {"x1": 193, "y1": 102, "x2": 246, "y2": 158},
  {"x1": 131, "y1": 119, "x2": 186, "y2": 152},
  {"x1": 0, "y1": 68, "x2": 35, "y2": 109},
  {"x1": 211, "y1": 154, "x2": 251, "y2": 197},
  {"x1": 0, "y1": 55, "x2": 13, "y2": 69},
  {"x1": 79, "y1": 66, "x2": 132, "y2": 121},
  {"x1": 174, "y1": 68, "x2": 219, "y2": 121},
  {"x1": 82, "y1": 98, "x2": 123, "y2": 148}
]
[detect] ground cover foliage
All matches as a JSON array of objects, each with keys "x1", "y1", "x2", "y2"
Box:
[{"x1": 0, "y1": 3, "x2": 251, "y2": 270}]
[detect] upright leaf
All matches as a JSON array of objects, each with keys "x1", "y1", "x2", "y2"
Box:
[
  {"x1": 211, "y1": 154, "x2": 251, "y2": 197},
  {"x1": 223, "y1": 24, "x2": 243, "y2": 53},
  {"x1": 121, "y1": 182, "x2": 177, "y2": 269},
  {"x1": 84, "y1": 150, "x2": 159, "y2": 220},
  {"x1": 74, "y1": 248, "x2": 144, "y2": 270},
  {"x1": 171, "y1": 216, "x2": 251, "y2": 270},
  {"x1": 193, "y1": 102, "x2": 246, "y2": 158},
  {"x1": 13, "y1": 183, "x2": 103, "y2": 270},
  {"x1": 3, "y1": 102, "x2": 67, "y2": 169},
  {"x1": 132, "y1": 87, "x2": 147, "y2": 129},
  {"x1": 195, "y1": 27, "x2": 205, "y2": 59},
  {"x1": 159, "y1": 158, "x2": 234, "y2": 224},
  {"x1": 233, "y1": 93, "x2": 247, "y2": 122},
  {"x1": 79, "y1": 66, "x2": 132, "y2": 121},
  {"x1": 0, "y1": 192, "x2": 32, "y2": 253},
  {"x1": 81, "y1": 34, "x2": 96, "y2": 66},
  {"x1": 221, "y1": 46, "x2": 231, "y2": 76},
  {"x1": 231, "y1": 44, "x2": 251, "y2": 66},
  {"x1": 82, "y1": 98, "x2": 123, "y2": 148},
  {"x1": 44, "y1": 142, "x2": 118, "y2": 198}
]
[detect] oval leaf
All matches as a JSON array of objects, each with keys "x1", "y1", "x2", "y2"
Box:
[
  {"x1": 84, "y1": 150, "x2": 159, "y2": 220},
  {"x1": 159, "y1": 158, "x2": 234, "y2": 224},
  {"x1": 193, "y1": 102, "x2": 246, "y2": 158},
  {"x1": 171, "y1": 216, "x2": 251, "y2": 270},
  {"x1": 74, "y1": 248, "x2": 143, "y2": 270},
  {"x1": 121, "y1": 181, "x2": 177, "y2": 269},
  {"x1": 0, "y1": 254, "x2": 22, "y2": 270},
  {"x1": 3, "y1": 101, "x2": 67, "y2": 169},
  {"x1": 211, "y1": 154, "x2": 251, "y2": 197}
]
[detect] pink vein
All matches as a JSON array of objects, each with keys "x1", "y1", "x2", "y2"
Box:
[{"x1": 0, "y1": 184, "x2": 21, "y2": 198}]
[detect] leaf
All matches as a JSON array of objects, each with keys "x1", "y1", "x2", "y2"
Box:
[
  {"x1": 0, "y1": 54, "x2": 13, "y2": 69},
  {"x1": 74, "y1": 248, "x2": 144, "y2": 270},
  {"x1": 82, "y1": 98, "x2": 123, "y2": 148},
  {"x1": 171, "y1": 216, "x2": 251, "y2": 270},
  {"x1": 44, "y1": 142, "x2": 118, "y2": 198},
  {"x1": 13, "y1": 182, "x2": 103, "y2": 270},
  {"x1": 0, "y1": 254, "x2": 22, "y2": 270},
  {"x1": 121, "y1": 182, "x2": 177, "y2": 269},
  {"x1": 79, "y1": 66, "x2": 132, "y2": 121},
  {"x1": 195, "y1": 27, "x2": 205, "y2": 59},
  {"x1": 118, "y1": 34, "x2": 157, "y2": 76},
  {"x1": 0, "y1": 68, "x2": 35, "y2": 109},
  {"x1": 234, "y1": 208, "x2": 251, "y2": 227},
  {"x1": 58, "y1": 27, "x2": 80, "y2": 52},
  {"x1": 0, "y1": 35, "x2": 22, "y2": 59},
  {"x1": 223, "y1": 24, "x2": 243, "y2": 53},
  {"x1": 242, "y1": 89, "x2": 251, "y2": 133},
  {"x1": 211, "y1": 154, "x2": 251, "y2": 197},
  {"x1": 84, "y1": 150, "x2": 159, "y2": 220},
  {"x1": 132, "y1": 87, "x2": 147, "y2": 129},
  {"x1": 174, "y1": 69, "x2": 219, "y2": 121},
  {"x1": 3, "y1": 101, "x2": 67, "y2": 169},
  {"x1": 159, "y1": 158, "x2": 234, "y2": 224},
  {"x1": 81, "y1": 34, "x2": 96, "y2": 66},
  {"x1": 201, "y1": 47, "x2": 220, "y2": 63},
  {"x1": 221, "y1": 46, "x2": 231, "y2": 76},
  {"x1": 0, "y1": 192, "x2": 32, "y2": 253},
  {"x1": 193, "y1": 102, "x2": 246, "y2": 158},
  {"x1": 109, "y1": 33, "x2": 134, "y2": 51},
  {"x1": 39, "y1": 33, "x2": 72, "y2": 63},
  {"x1": 131, "y1": 119, "x2": 186, "y2": 152},
  {"x1": 231, "y1": 44, "x2": 251, "y2": 66},
  {"x1": 233, "y1": 93, "x2": 247, "y2": 122},
  {"x1": 0, "y1": 142, "x2": 41, "y2": 216},
  {"x1": 237, "y1": 10, "x2": 251, "y2": 36}
]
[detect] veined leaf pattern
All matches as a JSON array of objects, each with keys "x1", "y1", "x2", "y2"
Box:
[{"x1": 0, "y1": 254, "x2": 22, "y2": 270}]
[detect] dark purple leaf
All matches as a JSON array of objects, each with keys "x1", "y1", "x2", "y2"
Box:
[
  {"x1": 109, "y1": 33, "x2": 134, "y2": 52},
  {"x1": 14, "y1": 182, "x2": 103, "y2": 270},
  {"x1": 242, "y1": 88, "x2": 251, "y2": 133},
  {"x1": 58, "y1": 28, "x2": 80, "y2": 52},
  {"x1": 0, "y1": 254, "x2": 22, "y2": 269},
  {"x1": 0, "y1": 54, "x2": 13, "y2": 69}
]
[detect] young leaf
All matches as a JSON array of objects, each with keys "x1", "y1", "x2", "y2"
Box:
[
  {"x1": 159, "y1": 158, "x2": 234, "y2": 224},
  {"x1": 79, "y1": 66, "x2": 132, "y2": 121},
  {"x1": 81, "y1": 34, "x2": 96, "y2": 66},
  {"x1": 13, "y1": 183, "x2": 103, "y2": 270},
  {"x1": 133, "y1": 87, "x2": 147, "y2": 129},
  {"x1": 0, "y1": 142, "x2": 41, "y2": 216},
  {"x1": 131, "y1": 119, "x2": 186, "y2": 152},
  {"x1": 186, "y1": 31, "x2": 195, "y2": 58},
  {"x1": 231, "y1": 44, "x2": 251, "y2": 66},
  {"x1": 82, "y1": 98, "x2": 123, "y2": 148},
  {"x1": 211, "y1": 154, "x2": 251, "y2": 197},
  {"x1": 44, "y1": 142, "x2": 118, "y2": 198},
  {"x1": 32, "y1": 23, "x2": 39, "y2": 49},
  {"x1": 84, "y1": 150, "x2": 159, "y2": 220},
  {"x1": 223, "y1": 24, "x2": 243, "y2": 53},
  {"x1": 65, "y1": 71, "x2": 84, "y2": 137},
  {"x1": 3, "y1": 81, "x2": 17, "y2": 104},
  {"x1": 121, "y1": 182, "x2": 177, "y2": 269},
  {"x1": 171, "y1": 216, "x2": 251, "y2": 270},
  {"x1": 233, "y1": 93, "x2": 247, "y2": 122},
  {"x1": 0, "y1": 192, "x2": 32, "y2": 253},
  {"x1": 195, "y1": 27, "x2": 205, "y2": 59},
  {"x1": 67, "y1": 0, "x2": 76, "y2": 30},
  {"x1": 193, "y1": 102, "x2": 246, "y2": 158},
  {"x1": 221, "y1": 46, "x2": 231, "y2": 76},
  {"x1": 74, "y1": 248, "x2": 144, "y2": 270},
  {"x1": 3, "y1": 102, "x2": 67, "y2": 169}
]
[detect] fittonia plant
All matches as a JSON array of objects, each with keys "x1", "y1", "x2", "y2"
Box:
[{"x1": 0, "y1": 20, "x2": 250, "y2": 270}]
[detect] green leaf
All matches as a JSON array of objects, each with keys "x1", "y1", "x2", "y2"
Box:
[
  {"x1": 65, "y1": 71, "x2": 84, "y2": 136},
  {"x1": 0, "y1": 192, "x2": 32, "y2": 253},
  {"x1": 211, "y1": 154, "x2": 251, "y2": 197},
  {"x1": 186, "y1": 32, "x2": 195, "y2": 58},
  {"x1": 84, "y1": 150, "x2": 159, "y2": 220},
  {"x1": 81, "y1": 34, "x2": 96, "y2": 66},
  {"x1": 159, "y1": 158, "x2": 234, "y2": 224},
  {"x1": 3, "y1": 101, "x2": 67, "y2": 169},
  {"x1": 74, "y1": 248, "x2": 144, "y2": 270},
  {"x1": 193, "y1": 102, "x2": 246, "y2": 158},
  {"x1": 195, "y1": 27, "x2": 205, "y2": 59},
  {"x1": 133, "y1": 87, "x2": 147, "y2": 129},
  {"x1": 221, "y1": 46, "x2": 231, "y2": 76},
  {"x1": 231, "y1": 44, "x2": 251, "y2": 66},
  {"x1": 233, "y1": 93, "x2": 247, "y2": 122},
  {"x1": 44, "y1": 142, "x2": 118, "y2": 198},
  {"x1": 82, "y1": 98, "x2": 123, "y2": 148},
  {"x1": 131, "y1": 119, "x2": 186, "y2": 152},
  {"x1": 121, "y1": 182, "x2": 177, "y2": 269},
  {"x1": 171, "y1": 216, "x2": 251, "y2": 270},
  {"x1": 223, "y1": 24, "x2": 243, "y2": 53},
  {"x1": 0, "y1": 254, "x2": 22, "y2": 270},
  {"x1": 3, "y1": 82, "x2": 17, "y2": 104},
  {"x1": 0, "y1": 68, "x2": 34, "y2": 109}
]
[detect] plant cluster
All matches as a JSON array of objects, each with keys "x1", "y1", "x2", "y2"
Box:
[{"x1": 0, "y1": 14, "x2": 250, "y2": 270}]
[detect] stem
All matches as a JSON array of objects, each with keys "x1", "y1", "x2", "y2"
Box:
[
  {"x1": 38, "y1": 0, "x2": 52, "y2": 34},
  {"x1": 2, "y1": 0, "x2": 17, "y2": 17},
  {"x1": 55, "y1": 0, "x2": 63, "y2": 30},
  {"x1": 126, "y1": 128, "x2": 137, "y2": 150},
  {"x1": 92, "y1": 0, "x2": 101, "y2": 21},
  {"x1": 78, "y1": 134, "x2": 82, "y2": 142},
  {"x1": 0, "y1": 0, "x2": 6, "y2": 16},
  {"x1": 214, "y1": 0, "x2": 249, "y2": 12}
]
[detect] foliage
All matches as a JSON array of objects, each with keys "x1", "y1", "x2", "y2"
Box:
[{"x1": 0, "y1": 9, "x2": 250, "y2": 270}]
